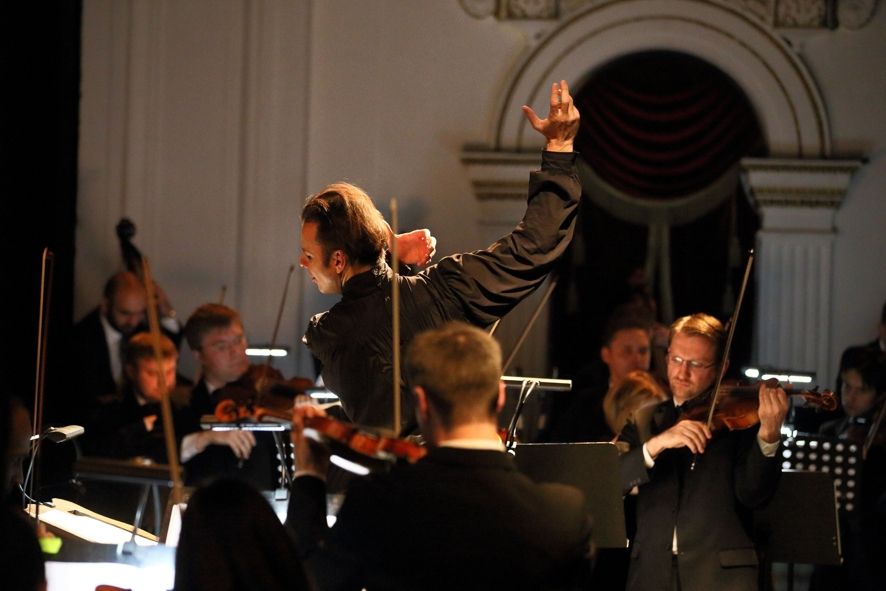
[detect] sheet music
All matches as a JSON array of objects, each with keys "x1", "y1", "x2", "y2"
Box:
[{"x1": 26, "y1": 498, "x2": 158, "y2": 545}]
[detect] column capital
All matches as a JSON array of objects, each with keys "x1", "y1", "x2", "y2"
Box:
[{"x1": 741, "y1": 157, "x2": 863, "y2": 231}]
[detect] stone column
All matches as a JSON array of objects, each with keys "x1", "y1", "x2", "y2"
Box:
[{"x1": 741, "y1": 157, "x2": 862, "y2": 388}]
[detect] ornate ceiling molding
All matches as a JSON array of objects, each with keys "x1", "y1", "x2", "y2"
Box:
[{"x1": 459, "y1": 0, "x2": 879, "y2": 30}]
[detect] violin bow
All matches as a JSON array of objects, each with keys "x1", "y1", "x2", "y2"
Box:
[
  {"x1": 863, "y1": 394, "x2": 886, "y2": 460},
  {"x1": 29, "y1": 248, "x2": 54, "y2": 531},
  {"x1": 255, "y1": 264, "x2": 296, "y2": 392},
  {"x1": 390, "y1": 198, "x2": 401, "y2": 435},
  {"x1": 691, "y1": 249, "x2": 755, "y2": 470},
  {"x1": 140, "y1": 255, "x2": 185, "y2": 512},
  {"x1": 501, "y1": 275, "x2": 559, "y2": 375}
]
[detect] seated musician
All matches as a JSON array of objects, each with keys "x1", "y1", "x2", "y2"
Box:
[
  {"x1": 180, "y1": 303, "x2": 283, "y2": 490},
  {"x1": 79, "y1": 332, "x2": 191, "y2": 462},
  {"x1": 286, "y1": 321, "x2": 593, "y2": 590},
  {"x1": 811, "y1": 346, "x2": 886, "y2": 591},
  {"x1": 66, "y1": 271, "x2": 182, "y2": 426},
  {"x1": 618, "y1": 313, "x2": 788, "y2": 591}
]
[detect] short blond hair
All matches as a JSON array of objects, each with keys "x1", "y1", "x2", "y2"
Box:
[
  {"x1": 406, "y1": 322, "x2": 501, "y2": 429},
  {"x1": 669, "y1": 313, "x2": 726, "y2": 362}
]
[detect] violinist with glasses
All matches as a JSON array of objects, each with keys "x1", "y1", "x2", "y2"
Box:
[
  {"x1": 618, "y1": 313, "x2": 789, "y2": 591},
  {"x1": 179, "y1": 303, "x2": 294, "y2": 490}
]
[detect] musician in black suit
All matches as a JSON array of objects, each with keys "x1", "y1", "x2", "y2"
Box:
[
  {"x1": 179, "y1": 303, "x2": 279, "y2": 490},
  {"x1": 619, "y1": 313, "x2": 788, "y2": 591},
  {"x1": 287, "y1": 321, "x2": 593, "y2": 590},
  {"x1": 81, "y1": 331, "x2": 191, "y2": 462},
  {"x1": 68, "y1": 271, "x2": 181, "y2": 424}
]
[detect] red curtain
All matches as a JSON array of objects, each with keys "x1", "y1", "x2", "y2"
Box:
[{"x1": 575, "y1": 52, "x2": 762, "y2": 199}]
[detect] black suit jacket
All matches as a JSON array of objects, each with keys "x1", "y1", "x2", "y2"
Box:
[
  {"x1": 69, "y1": 307, "x2": 184, "y2": 421},
  {"x1": 180, "y1": 376, "x2": 280, "y2": 490},
  {"x1": 70, "y1": 308, "x2": 117, "y2": 418},
  {"x1": 287, "y1": 446, "x2": 592, "y2": 591},
  {"x1": 619, "y1": 400, "x2": 781, "y2": 591}
]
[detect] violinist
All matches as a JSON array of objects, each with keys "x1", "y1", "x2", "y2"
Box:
[
  {"x1": 286, "y1": 322, "x2": 592, "y2": 590},
  {"x1": 80, "y1": 332, "x2": 191, "y2": 463},
  {"x1": 618, "y1": 313, "x2": 788, "y2": 591},
  {"x1": 179, "y1": 303, "x2": 280, "y2": 490},
  {"x1": 811, "y1": 346, "x2": 886, "y2": 591},
  {"x1": 298, "y1": 79, "x2": 581, "y2": 435}
]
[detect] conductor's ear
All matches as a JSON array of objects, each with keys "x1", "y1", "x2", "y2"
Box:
[{"x1": 330, "y1": 250, "x2": 347, "y2": 273}]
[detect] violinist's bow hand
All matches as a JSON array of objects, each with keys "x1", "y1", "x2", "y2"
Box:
[
  {"x1": 647, "y1": 420, "x2": 712, "y2": 459},
  {"x1": 291, "y1": 401, "x2": 330, "y2": 478}
]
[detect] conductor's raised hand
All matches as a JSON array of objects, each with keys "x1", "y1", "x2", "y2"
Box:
[{"x1": 521, "y1": 80, "x2": 580, "y2": 153}]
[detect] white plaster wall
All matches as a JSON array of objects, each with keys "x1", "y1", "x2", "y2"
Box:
[
  {"x1": 77, "y1": 0, "x2": 885, "y2": 385},
  {"x1": 78, "y1": 0, "x2": 311, "y2": 379},
  {"x1": 800, "y1": 8, "x2": 886, "y2": 384},
  {"x1": 297, "y1": 1, "x2": 531, "y2": 374}
]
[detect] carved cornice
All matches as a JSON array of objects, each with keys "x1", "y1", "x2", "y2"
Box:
[
  {"x1": 461, "y1": 149, "x2": 541, "y2": 200},
  {"x1": 740, "y1": 157, "x2": 863, "y2": 230},
  {"x1": 459, "y1": 0, "x2": 879, "y2": 30}
]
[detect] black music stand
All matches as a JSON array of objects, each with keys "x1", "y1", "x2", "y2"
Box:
[
  {"x1": 754, "y1": 470, "x2": 842, "y2": 591},
  {"x1": 779, "y1": 434, "x2": 863, "y2": 512},
  {"x1": 74, "y1": 456, "x2": 183, "y2": 540},
  {"x1": 514, "y1": 442, "x2": 626, "y2": 548}
]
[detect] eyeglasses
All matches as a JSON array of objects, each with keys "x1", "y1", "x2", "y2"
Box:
[
  {"x1": 667, "y1": 355, "x2": 716, "y2": 371},
  {"x1": 204, "y1": 334, "x2": 246, "y2": 354}
]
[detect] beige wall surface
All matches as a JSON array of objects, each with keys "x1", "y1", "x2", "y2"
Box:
[{"x1": 77, "y1": 0, "x2": 886, "y2": 384}]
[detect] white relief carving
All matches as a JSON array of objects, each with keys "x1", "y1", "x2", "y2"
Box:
[
  {"x1": 459, "y1": 0, "x2": 879, "y2": 31},
  {"x1": 776, "y1": 0, "x2": 827, "y2": 27},
  {"x1": 506, "y1": 0, "x2": 559, "y2": 18},
  {"x1": 734, "y1": 0, "x2": 774, "y2": 24},
  {"x1": 459, "y1": 0, "x2": 498, "y2": 19},
  {"x1": 838, "y1": 0, "x2": 878, "y2": 29}
]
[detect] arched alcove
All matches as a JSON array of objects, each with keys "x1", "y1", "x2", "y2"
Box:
[
  {"x1": 492, "y1": 0, "x2": 830, "y2": 157},
  {"x1": 549, "y1": 49, "x2": 764, "y2": 378},
  {"x1": 462, "y1": 0, "x2": 861, "y2": 387}
]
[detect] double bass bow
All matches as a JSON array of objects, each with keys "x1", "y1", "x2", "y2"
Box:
[{"x1": 115, "y1": 218, "x2": 185, "y2": 516}]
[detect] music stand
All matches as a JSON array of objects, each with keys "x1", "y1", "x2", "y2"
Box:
[
  {"x1": 73, "y1": 456, "x2": 184, "y2": 540},
  {"x1": 779, "y1": 434, "x2": 863, "y2": 512},
  {"x1": 514, "y1": 442, "x2": 626, "y2": 548},
  {"x1": 754, "y1": 470, "x2": 842, "y2": 591}
]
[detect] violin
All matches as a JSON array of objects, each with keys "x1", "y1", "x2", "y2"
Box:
[
  {"x1": 303, "y1": 415, "x2": 427, "y2": 464},
  {"x1": 679, "y1": 378, "x2": 837, "y2": 432},
  {"x1": 212, "y1": 401, "x2": 428, "y2": 464},
  {"x1": 212, "y1": 364, "x2": 314, "y2": 419}
]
